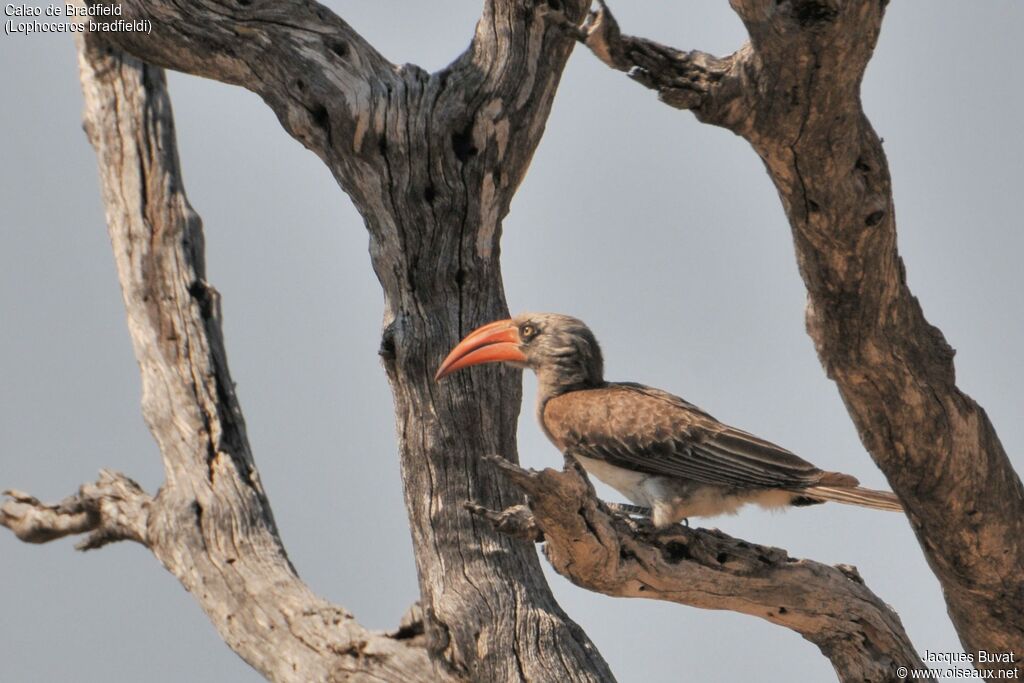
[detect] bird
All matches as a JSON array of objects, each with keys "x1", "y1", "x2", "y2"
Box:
[{"x1": 435, "y1": 312, "x2": 902, "y2": 528}]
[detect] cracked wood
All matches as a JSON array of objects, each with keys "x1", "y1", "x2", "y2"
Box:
[
  {"x1": 472, "y1": 454, "x2": 925, "y2": 683},
  {"x1": 0, "y1": 32, "x2": 457, "y2": 683},
  {"x1": 580, "y1": 0, "x2": 1024, "y2": 668},
  {"x1": 73, "y1": 0, "x2": 614, "y2": 680}
]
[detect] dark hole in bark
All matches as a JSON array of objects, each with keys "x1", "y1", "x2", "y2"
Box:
[
  {"x1": 662, "y1": 541, "x2": 691, "y2": 563},
  {"x1": 424, "y1": 184, "x2": 437, "y2": 203},
  {"x1": 236, "y1": 0, "x2": 252, "y2": 6},
  {"x1": 757, "y1": 554, "x2": 772, "y2": 564},
  {"x1": 716, "y1": 552, "x2": 729, "y2": 564},
  {"x1": 192, "y1": 500, "x2": 204, "y2": 529},
  {"x1": 792, "y1": 0, "x2": 838, "y2": 26},
  {"x1": 188, "y1": 281, "x2": 213, "y2": 319},
  {"x1": 778, "y1": 606, "x2": 788, "y2": 614},
  {"x1": 395, "y1": 620, "x2": 426, "y2": 640},
  {"x1": 855, "y1": 157, "x2": 871, "y2": 173},
  {"x1": 327, "y1": 39, "x2": 348, "y2": 59},
  {"x1": 808, "y1": 200, "x2": 821, "y2": 213},
  {"x1": 865, "y1": 210, "x2": 885, "y2": 227},
  {"x1": 295, "y1": 79, "x2": 305, "y2": 92},
  {"x1": 452, "y1": 124, "x2": 478, "y2": 162},
  {"x1": 378, "y1": 325, "x2": 397, "y2": 361},
  {"x1": 310, "y1": 103, "x2": 330, "y2": 131},
  {"x1": 620, "y1": 546, "x2": 638, "y2": 562},
  {"x1": 547, "y1": 0, "x2": 562, "y2": 9},
  {"x1": 455, "y1": 269, "x2": 466, "y2": 287},
  {"x1": 378, "y1": 136, "x2": 388, "y2": 156}
]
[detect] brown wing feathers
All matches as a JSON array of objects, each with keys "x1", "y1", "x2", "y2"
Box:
[
  {"x1": 439, "y1": 313, "x2": 902, "y2": 515},
  {"x1": 544, "y1": 382, "x2": 862, "y2": 493},
  {"x1": 802, "y1": 485, "x2": 903, "y2": 511}
]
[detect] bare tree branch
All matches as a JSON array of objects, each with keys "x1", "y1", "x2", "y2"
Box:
[
  {"x1": 3, "y1": 31, "x2": 458, "y2": 683},
  {"x1": 10, "y1": 0, "x2": 975, "y2": 678},
  {"x1": 1, "y1": 471, "x2": 150, "y2": 549},
  {"x1": 470, "y1": 455, "x2": 926, "y2": 683},
  {"x1": 580, "y1": 1, "x2": 743, "y2": 116},
  {"x1": 84, "y1": 0, "x2": 393, "y2": 168},
  {"x1": 52, "y1": 1, "x2": 618, "y2": 680},
  {"x1": 579, "y1": 0, "x2": 1024, "y2": 665}
]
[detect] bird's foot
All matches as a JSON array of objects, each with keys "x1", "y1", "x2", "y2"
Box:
[{"x1": 605, "y1": 502, "x2": 652, "y2": 519}]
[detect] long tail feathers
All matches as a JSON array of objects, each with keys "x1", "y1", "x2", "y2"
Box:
[{"x1": 803, "y1": 485, "x2": 903, "y2": 512}]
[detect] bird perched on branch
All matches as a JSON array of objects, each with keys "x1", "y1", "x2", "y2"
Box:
[{"x1": 435, "y1": 312, "x2": 902, "y2": 528}]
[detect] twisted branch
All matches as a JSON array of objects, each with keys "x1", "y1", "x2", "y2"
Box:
[
  {"x1": 471, "y1": 454, "x2": 925, "y2": 683},
  {"x1": 1, "y1": 471, "x2": 149, "y2": 550},
  {"x1": 577, "y1": 0, "x2": 1024, "y2": 665}
]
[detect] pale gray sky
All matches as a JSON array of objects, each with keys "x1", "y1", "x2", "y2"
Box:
[{"x1": 2, "y1": 2, "x2": 1022, "y2": 681}]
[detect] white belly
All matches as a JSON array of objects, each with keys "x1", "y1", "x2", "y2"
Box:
[
  {"x1": 573, "y1": 454, "x2": 652, "y2": 506},
  {"x1": 573, "y1": 453, "x2": 798, "y2": 527}
]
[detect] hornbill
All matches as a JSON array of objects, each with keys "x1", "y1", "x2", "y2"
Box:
[{"x1": 436, "y1": 313, "x2": 902, "y2": 528}]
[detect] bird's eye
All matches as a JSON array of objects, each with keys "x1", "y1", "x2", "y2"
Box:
[{"x1": 519, "y1": 324, "x2": 538, "y2": 340}]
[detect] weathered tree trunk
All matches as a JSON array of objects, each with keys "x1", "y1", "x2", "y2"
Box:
[
  {"x1": 18, "y1": 1, "x2": 615, "y2": 681},
  {"x1": 2, "y1": 32, "x2": 455, "y2": 683},
  {"x1": 579, "y1": 0, "x2": 1024, "y2": 668},
  {"x1": 4, "y1": 1, "x2": 999, "y2": 681}
]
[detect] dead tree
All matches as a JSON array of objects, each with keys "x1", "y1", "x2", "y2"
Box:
[
  {"x1": 3, "y1": 1, "x2": 1019, "y2": 681},
  {"x1": 552, "y1": 0, "x2": 1024, "y2": 666}
]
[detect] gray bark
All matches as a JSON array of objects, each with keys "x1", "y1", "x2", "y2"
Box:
[
  {"x1": 3, "y1": 1, "x2": 993, "y2": 681},
  {"x1": 5, "y1": 1, "x2": 614, "y2": 681},
  {"x1": 470, "y1": 455, "x2": 924, "y2": 683},
  {"x1": 1, "y1": 33, "x2": 453, "y2": 683},
  {"x1": 580, "y1": 0, "x2": 1024, "y2": 670}
]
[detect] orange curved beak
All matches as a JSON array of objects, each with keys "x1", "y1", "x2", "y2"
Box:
[{"x1": 435, "y1": 319, "x2": 526, "y2": 381}]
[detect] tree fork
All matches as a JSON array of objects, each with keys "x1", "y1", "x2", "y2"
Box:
[
  {"x1": 579, "y1": 0, "x2": 1024, "y2": 664},
  {"x1": 43, "y1": 0, "x2": 616, "y2": 680},
  {"x1": 0, "y1": 33, "x2": 458, "y2": 683}
]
